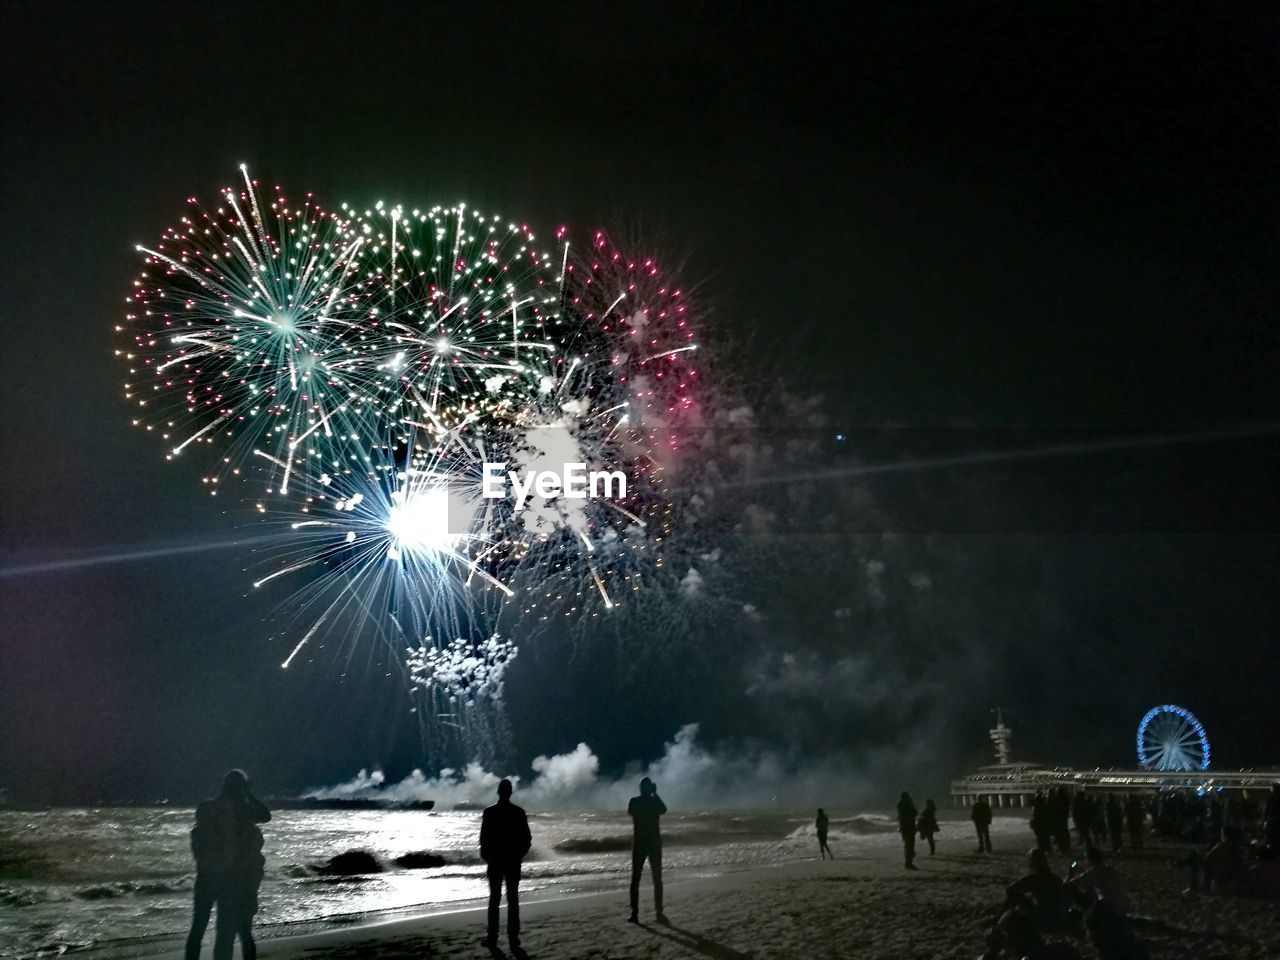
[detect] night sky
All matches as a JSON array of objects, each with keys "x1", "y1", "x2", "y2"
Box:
[{"x1": 1, "y1": 3, "x2": 1277, "y2": 805}]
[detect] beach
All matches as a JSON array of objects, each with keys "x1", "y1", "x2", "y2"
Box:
[
  {"x1": 3, "y1": 806, "x2": 890, "y2": 956},
  {"x1": 197, "y1": 827, "x2": 1279, "y2": 960},
  {"x1": 7, "y1": 809, "x2": 1277, "y2": 959}
]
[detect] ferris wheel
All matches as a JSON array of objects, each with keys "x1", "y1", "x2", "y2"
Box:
[{"x1": 1136, "y1": 704, "x2": 1210, "y2": 772}]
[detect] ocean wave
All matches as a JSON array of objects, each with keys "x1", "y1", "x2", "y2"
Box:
[
  {"x1": 784, "y1": 813, "x2": 898, "y2": 842},
  {"x1": 0, "y1": 883, "x2": 55, "y2": 908},
  {"x1": 552, "y1": 827, "x2": 788, "y2": 854},
  {"x1": 834, "y1": 813, "x2": 897, "y2": 833},
  {"x1": 24, "y1": 934, "x2": 98, "y2": 957},
  {"x1": 74, "y1": 877, "x2": 191, "y2": 900},
  {"x1": 553, "y1": 836, "x2": 633, "y2": 854},
  {"x1": 0, "y1": 845, "x2": 54, "y2": 881}
]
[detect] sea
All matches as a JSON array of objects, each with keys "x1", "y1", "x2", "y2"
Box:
[{"x1": 0, "y1": 806, "x2": 908, "y2": 958}]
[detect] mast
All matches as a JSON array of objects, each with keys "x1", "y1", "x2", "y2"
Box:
[{"x1": 989, "y1": 707, "x2": 1013, "y2": 765}]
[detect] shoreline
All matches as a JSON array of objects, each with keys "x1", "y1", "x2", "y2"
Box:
[
  {"x1": 253, "y1": 865, "x2": 759, "y2": 956},
  {"x1": 57, "y1": 817, "x2": 1280, "y2": 960},
  {"x1": 84, "y1": 859, "x2": 762, "y2": 960}
]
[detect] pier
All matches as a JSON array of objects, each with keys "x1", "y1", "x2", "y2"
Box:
[{"x1": 949, "y1": 710, "x2": 1278, "y2": 807}]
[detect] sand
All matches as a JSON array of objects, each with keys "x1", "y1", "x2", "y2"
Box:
[{"x1": 166, "y1": 829, "x2": 1280, "y2": 960}]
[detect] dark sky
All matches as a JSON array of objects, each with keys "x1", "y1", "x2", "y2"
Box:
[{"x1": 1, "y1": 2, "x2": 1278, "y2": 804}]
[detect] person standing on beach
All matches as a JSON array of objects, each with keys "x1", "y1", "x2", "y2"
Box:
[
  {"x1": 1051, "y1": 787, "x2": 1073, "y2": 855},
  {"x1": 186, "y1": 769, "x2": 271, "y2": 960},
  {"x1": 1031, "y1": 791, "x2": 1053, "y2": 852},
  {"x1": 918, "y1": 799, "x2": 940, "y2": 855},
  {"x1": 628, "y1": 777, "x2": 668, "y2": 923},
  {"x1": 1208, "y1": 796, "x2": 1224, "y2": 845},
  {"x1": 1263, "y1": 782, "x2": 1280, "y2": 855},
  {"x1": 1106, "y1": 796, "x2": 1125, "y2": 853},
  {"x1": 480, "y1": 779, "x2": 532, "y2": 952},
  {"x1": 897, "y1": 792, "x2": 918, "y2": 869},
  {"x1": 215, "y1": 795, "x2": 267, "y2": 960},
  {"x1": 1124, "y1": 794, "x2": 1145, "y2": 851},
  {"x1": 971, "y1": 796, "x2": 993, "y2": 853},
  {"x1": 1072, "y1": 791, "x2": 1094, "y2": 848},
  {"x1": 815, "y1": 808, "x2": 834, "y2": 859}
]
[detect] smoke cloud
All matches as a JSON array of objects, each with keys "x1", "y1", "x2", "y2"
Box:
[{"x1": 304, "y1": 722, "x2": 920, "y2": 810}]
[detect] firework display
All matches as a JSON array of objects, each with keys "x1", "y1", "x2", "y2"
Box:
[{"x1": 117, "y1": 169, "x2": 700, "y2": 700}]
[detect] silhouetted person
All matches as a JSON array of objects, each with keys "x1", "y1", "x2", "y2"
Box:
[
  {"x1": 1106, "y1": 796, "x2": 1125, "y2": 853},
  {"x1": 1051, "y1": 787, "x2": 1073, "y2": 854},
  {"x1": 1068, "y1": 845, "x2": 1131, "y2": 916},
  {"x1": 971, "y1": 797, "x2": 993, "y2": 853},
  {"x1": 1124, "y1": 794, "x2": 1145, "y2": 851},
  {"x1": 186, "y1": 769, "x2": 270, "y2": 960},
  {"x1": 1208, "y1": 796, "x2": 1224, "y2": 845},
  {"x1": 984, "y1": 848, "x2": 1079, "y2": 957},
  {"x1": 1197, "y1": 825, "x2": 1248, "y2": 894},
  {"x1": 897, "y1": 792, "x2": 918, "y2": 869},
  {"x1": 480, "y1": 779, "x2": 531, "y2": 952},
  {"x1": 1223, "y1": 794, "x2": 1238, "y2": 839},
  {"x1": 628, "y1": 777, "x2": 668, "y2": 923},
  {"x1": 1264, "y1": 782, "x2": 1280, "y2": 855},
  {"x1": 815, "y1": 808, "x2": 833, "y2": 859},
  {"x1": 1085, "y1": 898, "x2": 1151, "y2": 960},
  {"x1": 1030, "y1": 791, "x2": 1053, "y2": 852},
  {"x1": 1089, "y1": 794, "x2": 1107, "y2": 848},
  {"x1": 1072, "y1": 790, "x2": 1093, "y2": 848},
  {"x1": 918, "y1": 799, "x2": 939, "y2": 855}
]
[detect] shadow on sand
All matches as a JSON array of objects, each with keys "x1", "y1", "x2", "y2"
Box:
[
  {"x1": 922, "y1": 854, "x2": 998, "y2": 864},
  {"x1": 638, "y1": 920, "x2": 754, "y2": 959}
]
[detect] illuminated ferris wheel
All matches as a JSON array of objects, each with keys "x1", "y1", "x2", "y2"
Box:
[{"x1": 1136, "y1": 704, "x2": 1210, "y2": 772}]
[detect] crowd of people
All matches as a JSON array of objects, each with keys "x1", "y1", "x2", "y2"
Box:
[
  {"x1": 980, "y1": 845, "x2": 1149, "y2": 960},
  {"x1": 1034, "y1": 788, "x2": 1146, "y2": 855},
  {"x1": 185, "y1": 772, "x2": 1279, "y2": 959},
  {"x1": 976, "y1": 782, "x2": 1280, "y2": 960},
  {"x1": 812, "y1": 791, "x2": 1150, "y2": 959},
  {"x1": 973, "y1": 789, "x2": 1154, "y2": 960},
  {"x1": 1167, "y1": 783, "x2": 1280, "y2": 898},
  {"x1": 823, "y1": 788, "x2": 1153, "y2": 958},
  {"x1": 1026, "y1": 788, "x2": 1147, "y2": 856}
]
